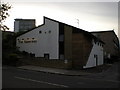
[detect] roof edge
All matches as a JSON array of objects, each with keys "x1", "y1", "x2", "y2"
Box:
[{"x1": 91, "y1": 30, "x2": 119, "y2": 39}]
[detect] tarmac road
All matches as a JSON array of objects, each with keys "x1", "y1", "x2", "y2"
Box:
[
  {"x1": 2, "y1": 65, "x2": 119, "y2": 89},
  {"x1": 82, "y1": 61, "x2": 120, "y2": 82}
]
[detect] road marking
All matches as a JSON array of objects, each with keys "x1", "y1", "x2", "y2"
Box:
[{"x1": 14, "y1": 76, "x2": 69, "y2": 88}]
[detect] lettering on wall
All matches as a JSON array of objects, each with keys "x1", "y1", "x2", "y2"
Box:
[{"x1": 18, "y1": 38, "x2": 37, "y2": 43}]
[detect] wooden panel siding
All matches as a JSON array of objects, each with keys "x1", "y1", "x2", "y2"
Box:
[
  {"x1": 72, "y1": 33, "x2": 93, "y2": 69},
  {"x1": 64, "y1": 25, "x2": 72, "y2": 61},
  {"x1": 92, "y1": 31, "x2": 119, "y2": 58},
  {"x1": 83, "y1": 35, "x2": 93, "y2": 64}
]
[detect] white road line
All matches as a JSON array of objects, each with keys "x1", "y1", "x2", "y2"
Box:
[{"x1": 14, "y1": 76, "x2": 69, "y2": 88}]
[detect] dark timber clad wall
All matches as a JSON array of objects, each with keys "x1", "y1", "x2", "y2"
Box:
[
  {"x1": 72, "y1": 32, "x2": 93, "y2": 69},
  {"x1": 64, "y1": 25, "x2": 72, "y2": 61},
  {"x1": 83, "y1": 34, "x2": 93, "y2": 65},
  {"x1": 72, "y1": 33, "x2": 83, "y2": 68},
  {"x1": 63, "y1": 24, "x2": 93, "y2": 69}
]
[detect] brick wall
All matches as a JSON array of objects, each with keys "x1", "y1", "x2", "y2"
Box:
[{"x1": 19, "y1": 57, "x2": 72, "y2": 69}]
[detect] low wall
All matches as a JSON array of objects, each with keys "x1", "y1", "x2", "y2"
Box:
[{"x1": 19, "y1": 57, "x2": 72, "y2": 69}]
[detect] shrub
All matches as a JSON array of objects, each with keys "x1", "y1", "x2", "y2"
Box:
[
  {"x1": 8, "y1": 53, "x2": 19, "y2": 66},
  {"x1": 9, "y1": 53, "x2": 18, "y2": 59}
]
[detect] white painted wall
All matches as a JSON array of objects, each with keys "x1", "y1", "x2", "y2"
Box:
[
  {"x1": 83, "y1": 40, "x2": 104, "y2": 68},
  {"x1": 16, "y1": 18, "x2": 59, "y2": 59}
]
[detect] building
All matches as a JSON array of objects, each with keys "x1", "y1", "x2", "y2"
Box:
[
  {"x1": 91, "y1": 30, "x2": 119, "y2": 60},
  {"x1": 14, "y1": 19, "x2": 36, "y2": 32},
  {"x1": 16, "y1": 16, "x2": 104, "y2": 69}
]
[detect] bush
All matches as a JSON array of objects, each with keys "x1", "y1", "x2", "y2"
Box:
[
  {"x1": 9, "y1": 53, "x2": 18, "y2": 60},
  {"x1": 7, "y1": 53, "x2": 19, "y2": 66}
]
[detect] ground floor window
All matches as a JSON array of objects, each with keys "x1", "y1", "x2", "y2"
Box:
[
  {"x1": 60, "y1": 54, "x2": 64, "y2": 60},
  {"x1": 44, "y1": 53, "x2": 49, "y2": 59}
]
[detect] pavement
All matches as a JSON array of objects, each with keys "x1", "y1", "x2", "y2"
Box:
[
  {"x1": 17, "y1": 60, "x2": 120, "y2": 76},
  {"x1": 18, "y1": 65, "x2": 93, "y2": 76}
]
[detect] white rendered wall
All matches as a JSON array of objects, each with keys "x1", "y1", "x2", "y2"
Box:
[
  {"x1": 16, "y1": 18, "x2": 59, "y2": 59},
  {"x1": 83, "y1": 40, "x2": 104, "y2": 68}
]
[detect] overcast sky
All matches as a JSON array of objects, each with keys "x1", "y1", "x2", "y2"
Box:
[{"x1": 2, "y1": 0, "x2": 119, "y2": 37}]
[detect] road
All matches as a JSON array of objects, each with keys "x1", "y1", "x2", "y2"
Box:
[
  {"x1": 2, "y1": 65, "x2": 119, "y2": 88},
  {"x1": 83, "y1": 61, "x2": 120, "y2": 81}
]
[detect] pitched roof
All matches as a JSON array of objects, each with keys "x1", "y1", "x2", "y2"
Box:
[
  {"x1": 43, "y1": 16, "x2": 104, "y2": 44},
  {"x1": 91, "y1": 30, "x2": 119, "y2": 40},
  {"x1": 16, "y1": 16, "x2": 104, "y2": 44}
]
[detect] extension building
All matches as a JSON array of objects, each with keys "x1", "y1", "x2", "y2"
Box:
[
  {"x1": 14, "y1": 19, "x2": 36, "y2": 32},
  {"x1": 91, "y1": 30, "x2": 119, "y2": 59}
]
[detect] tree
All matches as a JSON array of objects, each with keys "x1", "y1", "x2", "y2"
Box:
[{"x1": 0, "y1": 3, "x2": 11, "y2": 31}]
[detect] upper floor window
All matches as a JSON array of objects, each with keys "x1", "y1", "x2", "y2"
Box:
[
  {"x1": 39, "y1": 31, "x2": 42, "y2": 34},
  {"x1": 49, "y1": 30, "x2": 51, "y2": 33},
  {"x1": 59, "y1": 35, "x2": 64, "y2": 42}
]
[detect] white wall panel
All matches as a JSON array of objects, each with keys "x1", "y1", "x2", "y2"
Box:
[
  {"x1": 83, "y1": 41, "x2": 104, "y2": 68},
  {"x1": 16, "y1": 18, "x2": 59, "y2": 59}
]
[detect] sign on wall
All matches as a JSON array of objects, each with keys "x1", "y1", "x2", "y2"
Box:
[{"x1": 18, "y1": 38, "x2": 37, "y2": 43}]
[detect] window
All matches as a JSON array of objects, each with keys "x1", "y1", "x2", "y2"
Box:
[
  {"x1": 44, "y1": 54, "x2": 49, "y2": 59},
  {"x1": 98, "y1": 42, "x2": 99, "y2": 46},
  {"x1": 27, "y1": 38, "x2": 29, "y2": 40},
  {"x1": 48, "y1": 30, "x2": 51, "y2": 33},
  {"x1": 45, "y1": 32, "x2": 46, "y2": 34},
  {"x1": 94, "y1": 54, "x2": 98, "y2": 66},
  {"x1": 32, "y1": 38, "x2": 34, "y2": 39},
  {"x1": 60, "y1": 54, "x2": 64, "y2": 60},
  {"x1": 94, "y1": 54, "x2": 96, "y2": 58},
  {"x1": 59, "y1": 35, "x2": 64, "y2": 42},
  {"x1": 39, "y1": 31, "x2": 42, "y2": 34}
]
